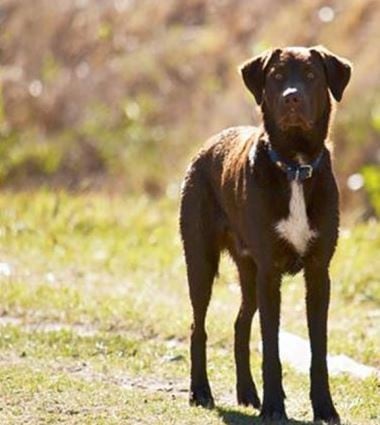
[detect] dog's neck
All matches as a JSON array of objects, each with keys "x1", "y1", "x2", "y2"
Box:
[{"x1": 261, "y1": 102, "x2": 331, "y2": 163}]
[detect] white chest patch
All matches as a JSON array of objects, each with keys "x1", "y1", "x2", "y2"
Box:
[{"x1": 275, "y1": 181, "x2": 316, "y2": 255}]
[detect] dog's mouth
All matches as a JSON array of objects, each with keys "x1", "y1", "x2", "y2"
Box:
[{"x1": 278, "y1": 111, "x2": 313, "y2": 131}]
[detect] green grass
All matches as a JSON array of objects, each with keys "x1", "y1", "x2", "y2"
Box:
[{"x1": 0, "y1": 191, "x2": 379, "y2": 424}]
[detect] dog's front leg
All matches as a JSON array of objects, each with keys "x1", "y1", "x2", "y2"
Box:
[
  {"x1": 305, "y1": 263, "x2": 340, "y2": 424},
  {"x1": 257, "y1": 266, "x2": 287, "y2": 422}
]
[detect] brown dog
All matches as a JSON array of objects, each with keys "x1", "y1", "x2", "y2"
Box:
[{"x1": 179, "y1": 46, "x2": 351, "y2": 423}]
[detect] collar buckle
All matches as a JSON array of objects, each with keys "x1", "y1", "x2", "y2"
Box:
[
  {"x1": 299, "y1": 164, "x2": 313, "y2": 180},
  {"x1": 267, "y1": 145, "x2": 323, "y2": 182}
]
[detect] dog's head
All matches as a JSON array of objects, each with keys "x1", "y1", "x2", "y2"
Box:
[{"x1": 240, "y1": 46, "x2": 352, "y2": 132}]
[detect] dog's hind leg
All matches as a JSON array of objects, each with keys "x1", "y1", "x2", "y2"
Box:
[
  {"x1": 180, "y1": 174, "x2": 220, "y2": 408},
  {"x1": 233, "y1": 256, "x2": 261, "y2": 409},
  {"x1": 187, "y1": 250, "x2": 218, "y2": 409}
]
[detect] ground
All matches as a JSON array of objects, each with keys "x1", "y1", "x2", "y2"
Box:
[{"x1": 0, "y1": 192, "x2": 379, "y2": 424}]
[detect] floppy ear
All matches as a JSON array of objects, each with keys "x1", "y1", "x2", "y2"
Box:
[
  {"x1": 240, "y1": 50, "x2": 273, "y2": 105},
  {"x1": 311, "y1": 45, "x2": 352, "y2": 102}
]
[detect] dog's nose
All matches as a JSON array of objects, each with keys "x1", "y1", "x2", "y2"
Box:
[{"x1": 282, "y1": 87, "x2": 301, "y2": 107}]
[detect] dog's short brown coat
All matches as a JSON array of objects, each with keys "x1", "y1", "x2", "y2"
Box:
[{"x1": 180, "y1": 46, "x2": 352, "y2": 423}]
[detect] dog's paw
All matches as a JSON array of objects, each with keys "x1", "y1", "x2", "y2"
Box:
[
  {"x1": 314, "y1": 411, "x2": 340, "y2": 425},
  {"x1": 313, "y1": 399, "x2": 340, "y2": 424},
  {"x1": 237, "y1": 385, "x2": 261, "y2": 409},
  {"x1": 189, "y1": 385, "x2": 215, "y2": 409},
  {"x1": 260, "y1": 401, "x2": 287, "y2": 424}
]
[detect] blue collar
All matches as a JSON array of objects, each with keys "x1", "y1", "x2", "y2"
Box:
[{"x1": 268, "y1": 147, "x2": 324, "y2": 181}]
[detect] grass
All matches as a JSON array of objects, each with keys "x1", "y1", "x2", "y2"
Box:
[{"x1": 0, "y1": 191, "x2": 379, "y2": 424}]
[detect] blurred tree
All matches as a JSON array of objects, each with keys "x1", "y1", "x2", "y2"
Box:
[{"x1": 0, "y1": 0, "x2": 378, "y2": 216}]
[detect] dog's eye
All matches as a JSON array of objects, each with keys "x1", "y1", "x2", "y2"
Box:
[
  {"x1": 307, "y1": 71, "x2": 315, "y2": 80},
  {"x1": 274, "y1": 73, "x2": 283, "y2": 81}
]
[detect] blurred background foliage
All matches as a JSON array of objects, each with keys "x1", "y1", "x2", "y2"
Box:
[{"x1": 0, "y1": 0, "x2": 379, "y2": 217}]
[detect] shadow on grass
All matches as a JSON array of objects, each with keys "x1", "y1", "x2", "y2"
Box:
[{"x1": 216, "y1": 407, "x2": 314, "y2": 425}]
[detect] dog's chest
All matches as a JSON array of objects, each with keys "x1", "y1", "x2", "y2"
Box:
[{"x1": 275, "y1": 181, "x2": 316, "y2": 255}]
